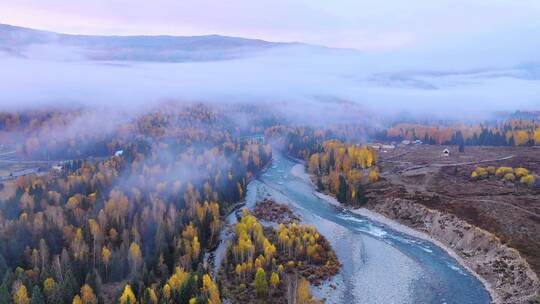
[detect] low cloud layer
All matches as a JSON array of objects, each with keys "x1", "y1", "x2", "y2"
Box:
[{"x1": 0, "y1": 36, "x2": 539, "y2": 121}]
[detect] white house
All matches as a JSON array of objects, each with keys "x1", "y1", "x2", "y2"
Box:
[{"x1": 442, "y1": 148, "x2": 450, "y2": 157}]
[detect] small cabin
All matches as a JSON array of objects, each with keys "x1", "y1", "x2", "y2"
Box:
[{"x1": 442, "y1": 148, "x2": 450, "y2": 157}]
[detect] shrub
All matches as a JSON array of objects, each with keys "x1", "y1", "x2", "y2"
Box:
[
  {"x1": 514, "y1": 167, "x2": 530, "y2": 178},
  {"x1": 486, "y1": 166, "x2": 496, "y2": 175},
  {"x1": 503, "y1": 173, "x2": 516, "y2": 181},
  {"x1": 287, "y1": 261, "x2": 295, "y2": 269},
  {"x1": 368, "y1": 168, "x2": 379, "y2": 182},
  {"x1": 471, "y1": 166, "x2": 488, "y2": 179},
  {"x1": 495, "y1": 167, "x2": 513, "y2": 177},
  {"x1": 520, "y1": 174, "x2": 536, "y2": 186}
]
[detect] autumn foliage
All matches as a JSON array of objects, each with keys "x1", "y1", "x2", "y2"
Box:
[
  {"x1": 0, "y1": 105, "x2": 272, "y2": 304},
  {"x1": 220, "y1": 211, "x2": 339, "y2": 303}
]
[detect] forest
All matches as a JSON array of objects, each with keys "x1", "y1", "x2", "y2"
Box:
[
  {"x1": 1, "y1": 105, "x2": 540, "y2": 303},
  {"x1": 0, "y1": 105, "x2": 379, "y2": 303},
  {"x1": 381, "y1": 116, "x2": 540, "y2": 147},
  {"x1": 0, "y1": 105, "x2": 272, "y2": 303}
]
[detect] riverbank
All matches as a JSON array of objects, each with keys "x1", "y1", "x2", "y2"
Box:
[
  {"x1": 346, "y1": 207, "x2": 499, "y2": 301},
  {"x1": 311, "y1": 190, "x2": 500, "y2": 304},
  {"x1": 241, "y1": 154, "x2": 493, "y2": 302},
  {"x1": 367, "y1": 198, "x2": 539, "y2": 304},
  {"x1": 291, "y1": 163, "x2": 539, "y2": 304}
]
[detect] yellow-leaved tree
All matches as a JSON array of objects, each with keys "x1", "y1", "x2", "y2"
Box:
[
  {"x1": 43, "y1": 278, "x2": 56, "y2": 299},
  {"x1": 296, "y1": 278, "x2": 319, "y2": 304},
  {"x1": 270, "y1": 271, "x2": 280, "y2": 288},
  {"x1": 72, "y1": 295, "x2": 83, "y2": 304},
  {"x1": 202, "y1": 274, "x2": 221, "y2": 304},
  {"x1": 101, "y1": 246, "x2": 111, "y2": 276},
  {"x1": 534, "y1": 128, "x2": 540, "y2": 145},
  {"x1": 128, "y1": 242, "x2": 143, "y2": 275},
  {"x1": 80, "y1": 284, "x2": 97, "y2": 304},
  {"x1": 13, "y1": 284, "x2": 30, "y2": 304},
  {"x1": 514, "y1": 130, "x2": 530, "y2": 146},
  {"x1": 167, "y1": 267, "x2": 189, "y2": 290}
]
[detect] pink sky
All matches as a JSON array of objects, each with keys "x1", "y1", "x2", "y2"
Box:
[{"x1": 1, "y1": 0, "x2": 539, "y2": 51}]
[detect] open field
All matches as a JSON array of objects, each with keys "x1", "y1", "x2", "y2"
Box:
[{"x1": 377, "y1": 145, "x2": 540, "y2": 277}]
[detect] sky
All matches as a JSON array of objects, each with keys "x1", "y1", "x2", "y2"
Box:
[
  {"x1": 1, "y1": 0, "x2": 540, "y2": 51},
  {"x1": 0, "y1": 1, "x2": 539, "y2": 117}
]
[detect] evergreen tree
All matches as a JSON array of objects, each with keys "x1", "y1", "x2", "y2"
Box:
[
  {"x1": 316, "y1": 177, "x2": 324, "y2": 191},
  {"x1": 1, "y1": 270, "x2": 14, "y2": 296},
  {"x1": 30, "y1": 286, "x2": 45, "y2": 304},
  {"x1": 328, "y1": 150, "x2": 335, "y2": 170},
  {"x1": 47, "y1": 285, "x2": 65, "y2": 304},
  {"x1": 177, "y1": 274, "x2": 197, "y2": 304},
  {"x1": 355, "y1": 184, "x2": 367, "y2": 206},
  {"x1": 199, "y1": 209, "x2": 213, "y2": 249},
  {"x1": 61, "y1": 269, "x2": 78, "y2": 304},
  {"x1": 0, "y1": 254, "x2": 7, "y2": 275},
  {"x1": 0, "y1": 284, "x2": 9, "y2": 304},
  {"x1": 337, "y1": 175, "x2": 347, "y2": 204},
  {"x1": 455, "y1": 131, "x2": 465, "y2": 152}
]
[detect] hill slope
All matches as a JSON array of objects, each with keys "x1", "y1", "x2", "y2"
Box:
[{"x1": 0, "y1": 23, "x2": 296, "y2": 62}]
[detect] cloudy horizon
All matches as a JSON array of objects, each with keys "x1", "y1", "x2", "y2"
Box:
[{"x1": 0, "y1": 1, "x2": 539, "y2": 117}]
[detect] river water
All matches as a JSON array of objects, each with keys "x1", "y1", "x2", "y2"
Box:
[{"x1": 217, "y1": 151, "x2": 491, "y2": 304}]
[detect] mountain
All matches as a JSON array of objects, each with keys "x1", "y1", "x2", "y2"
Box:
[{"x1": 0, "y1": 23, "x2": 297, "y2": 62}]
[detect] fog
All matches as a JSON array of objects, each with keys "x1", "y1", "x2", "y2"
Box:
[{"x1": 1, "y1": 39, "x2": 539, "y2": 121}]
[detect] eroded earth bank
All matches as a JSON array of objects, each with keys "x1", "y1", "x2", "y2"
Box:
[{"x1": 361, "y1": 145, "x2": 540, "y2": 303}]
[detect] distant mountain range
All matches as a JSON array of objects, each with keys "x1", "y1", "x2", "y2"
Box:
[{"x1": 0, "y1": 23, "x2": 300, "y2": 62}]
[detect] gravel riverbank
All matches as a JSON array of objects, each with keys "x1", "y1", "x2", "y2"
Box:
[{"x1": 290, "y1": 163, "x2": 501, "y2": 303}]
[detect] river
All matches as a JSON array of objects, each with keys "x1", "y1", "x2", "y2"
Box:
[{"x1": 216, "y1": 150, "x2": 491, "y2": 304}]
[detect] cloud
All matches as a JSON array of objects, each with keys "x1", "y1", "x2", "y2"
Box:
[
  {"x1": 1, "y1": 1, "x2": 539, "y2": 122},
  {"x1": 0, "y1": 43, "x2": 538, "y2": 121}
]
